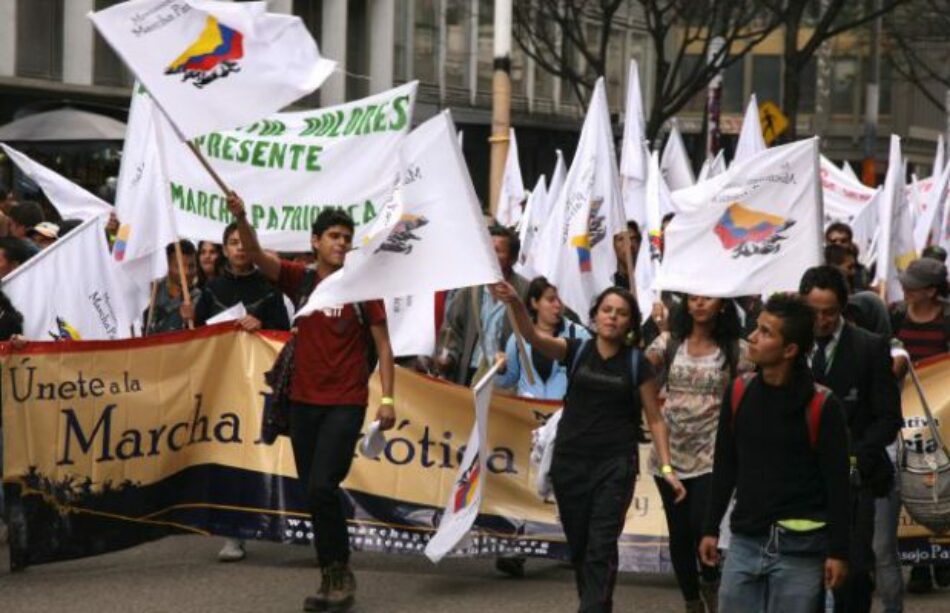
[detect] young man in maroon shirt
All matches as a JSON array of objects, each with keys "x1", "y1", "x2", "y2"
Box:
[{"x1": 227, "y1": 193, "x2": 395, "y2": 612}]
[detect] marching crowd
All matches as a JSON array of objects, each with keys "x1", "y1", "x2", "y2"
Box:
[{"x1": 0, "y1": 183, "x2": 947, "y2": 613}]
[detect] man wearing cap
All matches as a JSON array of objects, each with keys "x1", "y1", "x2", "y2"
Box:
[{"x1": 28, "y1": 222, "x2": 59, "y2": 250}]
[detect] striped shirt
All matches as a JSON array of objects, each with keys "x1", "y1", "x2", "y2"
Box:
[{"x1": 895, "y1": 318, "x2": 949, "y2": 362}]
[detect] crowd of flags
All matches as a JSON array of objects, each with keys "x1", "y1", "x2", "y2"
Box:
[{"x1": 3, "y1": 0, "x2": 950, "y2": 560}]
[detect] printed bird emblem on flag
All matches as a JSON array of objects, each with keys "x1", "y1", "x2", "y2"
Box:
[
  {"x1": 165, "y1": 16, "x2": 244, "y2": 88},
  {"x1": 714, "y1": 203, "x2": 795, "y2": 257},
  {"x1": 49, "y1": 317, "x2": 81, "y2": 341},
  {"x1": 452, "y1": 453, "x2": 481, "y2": 513},
  {"x1": 374, "y1": 214, "x2": 429, "y2": 255}
]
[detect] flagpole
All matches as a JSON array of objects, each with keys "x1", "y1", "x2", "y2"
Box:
[
  {"x1": 622, "y1": 231, "x2": 637, "y2": 300},
  {"x1": 145, "y1": 279, "x2": 159, "y2": 334},
  {"x1": 172, "y1": 241, "x2": 195, "y2": 330}
]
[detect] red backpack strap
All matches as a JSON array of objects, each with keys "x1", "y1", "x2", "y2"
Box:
[
  {"x1": 807, "y1": 385, "x2": 830, "y2": 449},
  {"x1": 729, "y1": 373, "x2": 756, "y2": 428}
]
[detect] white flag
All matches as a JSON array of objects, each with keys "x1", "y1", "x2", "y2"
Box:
[
  {"x1": 697, "y1": 150, "x2": 727, "y2": 182},
  {"x1": 89, "y1": 0, "x2": 335, "y2": 139},
  {"x1": 819, "y1": 155, "x2": 879, "y2": 262},
  {"x1": 660, "y1": 121, "x2": 695, "y2": 192},
  {"x1": 620, "y1": 60, "x2": 648, "y2": 224},
  {"x1": 533, "y1": 78, "x2": 626, "y2": 321},
  {"x1": 514, "y1": 175, "x2": 548, "y2": 279},
  {"x1": 546, "y1": 149, "x2": 567, "y2": 214},
  {"x1": 495, "y1": 127, "x2": 525, "y2": 228},
  {"x1": 1, "y1": 145, "x2": 113, "y2": 221},
  {"x1": 733, "y1": 94, "x2": 767, "y2": 164},
  {"x1": 840, "y1": 160, "x2": 860, "y2": 183},
  {"x1": 876, "y1": 135, "x2": 918, "y2": 302},
  {"x1": 914, "y1": 161, "x2": 950, "y2": 253},
  {"x1": 934, "y1": 134, "x2": 946, "y2": 180},
  {"x1": 113, "y1": 84, "x2": 180, "y2": 317},
  {"x1": 425, "y1": 363, "x2": 498, "y2": 563},
  {"x1": 3, "y1": 216, "x2": 133, "y2": 340},
  {"x1": 385, "y1": 294, "x2": 436, "y2": 358},
  {"x1": 296, "y1": 111, "x2": 502, "y2": 316},
  {"x1": 658, "y1": 138, "x2": 823, "y2": 297},
  {"x1": 634, "y1": 149, "x2": 674, "y2": 321}
]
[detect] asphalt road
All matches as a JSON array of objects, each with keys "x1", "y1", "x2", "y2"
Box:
[{"x1": 1, "y1": 536, "x2": 949, "y2": 612}]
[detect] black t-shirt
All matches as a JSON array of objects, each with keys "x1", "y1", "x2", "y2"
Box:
[{"x1": 555, "y1": 338, "x2": 654, "y2": 459}]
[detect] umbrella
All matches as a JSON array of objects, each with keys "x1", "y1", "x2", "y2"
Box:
[{"x1": 0, "y1": 108, "x2": 126, "y2": 141}]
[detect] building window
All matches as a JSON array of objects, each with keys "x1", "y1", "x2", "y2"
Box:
[
  {"x1": 93, "y1": 0, "x2": 132, "y2": 87},
  {"x1": 863, "y1": 59, "x2": 892, "y2": 115},
  {"x1": 751, "y1": 55, "x2": 781, "y2": 107},
  {"x1": 831, "y1": 56, "x2": 859, "y2": 114},
  {"x1": 293, "y1": 0, "x2": 322, "y2": 107},
  {"x1": 444, "y1": 1, "x2": 470, "y2": 91},
  {"x1": 477, "y1": 0, "x2": 493, "y2": 95},
  {"x1": 16, "y1": 0, "x2": 64, "y2": 80},
  {"x1": 413, "y1": 0, "x2": 438, "y2": 85},
  {"x1": 346, "y1": 0, "x2": 369, "y2": 100},
  {"x1": 721, "y1": 58, "x2": 744, "y2": 113}
]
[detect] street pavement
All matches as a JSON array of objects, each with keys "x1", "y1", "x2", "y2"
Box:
[{"x1": 1, "y1": 535, "x2": 949, "y2": 612}]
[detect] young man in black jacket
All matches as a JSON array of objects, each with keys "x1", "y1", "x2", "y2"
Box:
[
  {"x1": 800, "y1": 266, "x2": 901, "y2": 613},
  {"x1": 700, "y1": 293, "x2": 851, "y2": 613}
]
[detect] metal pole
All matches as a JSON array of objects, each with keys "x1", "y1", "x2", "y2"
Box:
[
  {"x1": 861, "y1": 0, "x2": 882, "y2": 187},
  {"x1": 704, "y1": 36, "x2": 725, "y2": 158},
  {"x1": 489, "y1": 0, "x2": 512, "y2": 216}
]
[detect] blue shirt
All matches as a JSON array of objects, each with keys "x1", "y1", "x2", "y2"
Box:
[{"x1": 496, "y1": 320, "x2": 591, "y2": 399}]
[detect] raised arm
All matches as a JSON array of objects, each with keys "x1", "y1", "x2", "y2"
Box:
[
  {"x1": 226, "y1": 192, "x2": 281, "y2": 283},
  {"x1": 491, "y1": 281, "x2": 567, "y2": 363}
]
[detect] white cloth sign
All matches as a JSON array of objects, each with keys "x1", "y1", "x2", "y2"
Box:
[
  {"x1": 149, "y1": 82, "x2": 417, "y2": 251},
  {"x1": 660, "y1": 122, "x2": 695, "y2": 192},
  {"x1": 514, "y1": 175, "x2": 548, "y2": 279},
  {"x1": 495, "y1": 127, "x2": 525, "y2": 228},
  {"x1": 297, "y1": 111, "x2": 502, "y2": 316},
  {"x1": 206, "y1": 301, "x2": 247, "y2": 325},
  {"x1": 1, "y1": 144, "x2": 113, "y2": 221},
  {"x1": 425, "y1": 362, "x2": 499, "y2": 563},
  {"x1": 876, "y1": 135, "x2": 918, "y2": 302},
  {"x1": 385, "y1": 294, "x2": 436, "y2": 358},
  {"x1": 819, "y1": 155, "x2": 879, "y2": 260},
  {"x1": 89, "y1": 0, "x2": 335, "y2": 139},
  {"x1": 533, "y1": 78, "x2": 626, "y2": 322},
  {"x1": 658, "y1": 138, "x2": 823, "y2": 297},
  {"x1": 620, "y1": 60, "x2": 648, "y2": 224},
  {"x1": 733, "y1": 94, "x2": 767, "y2": 164},
  {"x1": 634, "y1": 149, "x2": 674, "y2": 321},
  {"x1": 3, "y1": 216, "x2": 132, "y2": 340}
]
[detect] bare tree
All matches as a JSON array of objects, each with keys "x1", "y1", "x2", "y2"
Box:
[
  {"x1": 884, "y1": 0, "x2": 950, "y2": 114},
  {"x1": 513, "y1": 0, "x2": 782, "y2": 141},
  {"x1": 762, "y1": 0, "x2": 907, "y2": 140}
]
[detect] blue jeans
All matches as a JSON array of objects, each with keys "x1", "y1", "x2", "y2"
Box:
[
  {"x1": 873, "y1": 465, "x2": 903, "y2": 613},
  {"x1": 720, "y1": 530, "x2": 825, "y2": 613}
]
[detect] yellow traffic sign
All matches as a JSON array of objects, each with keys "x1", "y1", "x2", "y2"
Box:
[{"x1": 759, "y1": 101, "x2": 788, "y2": 145}]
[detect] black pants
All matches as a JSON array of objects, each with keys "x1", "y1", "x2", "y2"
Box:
[
  {"x1": 289, "y1": 403, "x2": 366, "y2": 567},
  {"x1": 551, "y1": 452, "x2": 637, "y2": 613},
  {"x1": 834, "y1": 487, "x2": 876, "y2": 613},
  {"x1": 655, "y1": 473, "x2": 719, "y2": 601}
]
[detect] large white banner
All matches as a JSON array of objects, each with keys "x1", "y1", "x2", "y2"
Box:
[
  {"x1": 153, "y1": 81, "x2": 417, "y2": 251},
  {"x1": 658, "y1": 138, "x2": 823, "y2": 297},
  {"x1": 89, "y1": 0, "x2": 335, "y2": 139},
  {"x1": 3, "y1": 216, "x2": 133, "y2": 341}
]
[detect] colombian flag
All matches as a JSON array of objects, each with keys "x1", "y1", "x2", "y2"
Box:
[
  {"x1": 714, "y1": 203, "x2": 788, "y2": 250},
  {"x1": 166, "y1": 17, "x2": 244, "y2": 75},
  {"x1": 113, "y1": 224, "x2": 131, "y2": 262},
  {"x1": 452, "y1": 456, "x2": 481, "y2": 513},
  {"x1": 570, "y1": 234, "x2": 593, "y2": 273}
]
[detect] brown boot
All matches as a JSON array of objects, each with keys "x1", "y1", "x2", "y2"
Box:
[
  {"x1": 685, "y1": 599, "x2": 705, "y2": 613},
  {"x1": 325, "y1": 562, "x2": 356, "y2": 612},
  {"x1": 303, "y1": 567, "x2": 332, "y2": 612},
  {"x1": 699, "y1": 579, "x2": 720, "y2": 613}
]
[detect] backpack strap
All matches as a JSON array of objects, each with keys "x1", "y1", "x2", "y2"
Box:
[
  {"x1": 730, "y1": 373, "x2": 756, "y2": 428},
  {"x1": 807, "y1": 385, "x2": 831, "y2": 450},
  {"x1": 569, "y1": 338, "x2": 592, "y2": 379},
  {"x1": 295, "y1": 268, "x2": 318, "y2": 312},
  {"x1": 628, "y1": 346, "x2": 640, "y2": 392}
]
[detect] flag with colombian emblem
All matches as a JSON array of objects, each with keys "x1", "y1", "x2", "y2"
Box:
[
  {"x1": 90, "y1": 0, "x2": 335, "y2": 139},
  {"x1": 658, "y1": 138, "x2": 823, "y2": 297}
]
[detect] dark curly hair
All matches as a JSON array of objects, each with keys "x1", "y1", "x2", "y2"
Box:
[
  {"x1": 589, "y1": 286, "x2": 641, "y2": 346},
  {"x1": 668, "y1": 295, "x2": 743, "y2": 376}
]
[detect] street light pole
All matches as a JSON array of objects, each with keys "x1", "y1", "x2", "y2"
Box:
[
  {"x1": 489, "y1": 0, "x2": 512, "y2": 217},
  {"x1": 862, "y1": 0, "x2": 882, "y2": 187}
]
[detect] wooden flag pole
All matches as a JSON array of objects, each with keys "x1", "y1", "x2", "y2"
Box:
[
  {"x1": 172, "y1": 241, "x2": 195, "y2": 330},
  {"x1": 185, "y1": 141, "x2": 230, "y2": 194},
  {"x1": 145, "y1": 279, "x2": 159, "y2": 334},
  {"x1": 622, "y1": 228, "x2": 637, "y2": 299}
]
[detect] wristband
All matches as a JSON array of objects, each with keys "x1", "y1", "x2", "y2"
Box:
[
  {"x1": 381, "y1": 396, "x2": 395, "y2": 406},
  {"x1": 661, "y1": 464, "x2": 674, "y2": 475}
]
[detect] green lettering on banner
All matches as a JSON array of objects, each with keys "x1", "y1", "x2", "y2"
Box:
[
  {"x1": 343, "y1": 108, "x2": 364, "y2": 136},
  {"x1": 314, "y1": 113, "x2": 332, "y2": 137},
  {"x1": 186, "y1": 189, "x2": 196, "y2": 213},
  {"x1": 373, "y1": 105, "x2": 388, "y2": 133},
  {"x1": 268, "y1": 142, "x2": 286, "y2": 169},
  {"x1": 281, "y1": 206, "x2": 293, "y2": 230},
  {"x1": 196, "y1": 190, "x2": 209, "y2": 218},
  {"x1": 207, "y1": 133, "x2": 222, "y2": 159},
  {"x1": 390, "y1": 95, "x2": 410, "y2": 131},
  {"x1": 328, "y1": 110, "x2": 344, "y2": 137},
  {"x1": 266, "y1": 208, "x2": 279, "y2": 230},
  {"x1": 363, "y1": 200, "x2": 377, "y2": 224},
  {"x1": 251, "y1": 204, "x2": 265, "y2": 229},
  {"x1": 222, "y1": 136, "x2": 237, "y2": 162},
  {"x1": 251, "y1": 141, "x2": 268, "y2": 167},
  {"x1": 358, "y1": 105, "x2": 378, "y2": 136},
  {"x1": 237, "y1": 139, "x2": 252, "y2": 163},
  {"x1": 170, "y1": 183, "x2": 185, "y2": 208},
  {"x1": 216, "y1": 196, "x2": 231, "y2": 223},
  {"x1": 305, "y1": 146, "x2": 323, "y2": 172},
  {"x1": 289, "y1": 144, "x2": 307, "y2": 170}
]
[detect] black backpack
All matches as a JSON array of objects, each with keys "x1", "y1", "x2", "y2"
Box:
[{"x1": 296, "y1": 268, "x2": 378, "y2": 373}]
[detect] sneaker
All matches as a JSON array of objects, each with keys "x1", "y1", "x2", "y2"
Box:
[
  {"x1": 303, "y1": 567, "x2": 332, "y2": 612},
  {"x1": 495, "y1": 556, "x2": 526, "y2": 578},
  {"x1": 217, "y1": 538, "x2": 246, "y2": 562},
  {"x1": 907, "y1": 565, "x2": 934, "y2": 594},
  {"x1": 935, "y1": 565, "x2": 950, "y2": 588},
  {"x1": 324, "y1": 562, "x2": 356, "y2": 612}
]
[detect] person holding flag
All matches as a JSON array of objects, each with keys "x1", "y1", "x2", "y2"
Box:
[
  {"x1": 492, "y1": 281, "x2": 684, "y2": 612},
  {"x1": 225, "y1": 193, "x2": 395, "y2": 613}
]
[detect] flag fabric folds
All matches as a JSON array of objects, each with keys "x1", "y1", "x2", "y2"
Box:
[
  {"x1": 546, "y1": 149, "x2": 568, "y2": 214},
  {"x1": 658, "y1": 138, "x2": 823, "y2": 297},
  {"x1": 514, "y1": 175, "x2": 548, "y2": 279},
  {"x1": 733, "y1": 94, "x2": 767, "y2": 165},
  {"x1": 3, "y1": 216, "x2": 133, "y2": 340},
  {"x1": 620, "y1": 60, "x2": 648, "y2": 225},
  {"x1": 89, "y1": 0, "x2": 335, "y2": 139},
  {"x1": 296, "y1": 111, "x2": 502, "y2": 317},
  {"x1": 634, "y1": 149, "x2": 674, "y2": 321},
  {"x1": 1, "y1": 144, "x2": 113, "y2": 221},
  {"x1": 495, "y1": 127, "x2": 526, "y2": 228},
  {"x1": 876, "y1": 135, "x2": 918, "y2": 302},
  {"x1": 660, "y1": 121, "x2": 695, "y2": 192}
]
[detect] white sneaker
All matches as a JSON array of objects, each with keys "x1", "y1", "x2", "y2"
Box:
[{"x1": 217, "y1": 538, "x2": 246, "y2": 562}]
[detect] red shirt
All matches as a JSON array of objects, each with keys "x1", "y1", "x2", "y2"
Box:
[{"x1": 278, "y1": 261, "x2": 386, "y2": 406}]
